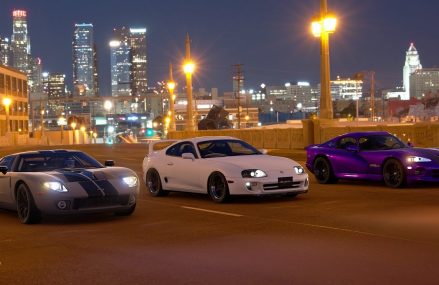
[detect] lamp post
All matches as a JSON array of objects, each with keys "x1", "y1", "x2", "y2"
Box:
[
  {"x1": 311, "y1": 0, "x2": 337, "y2": 120},
  {"x1": 167, "y1": 63, "x2": 176, "y2": 132},
  {"x1": 80, "y1": 125, "x2": 86, "y2": 144},
  {"x1": 71, "y1": 121, "x2": 77, "y2": 144},
  {"x1": 184, "y1": 33, "x2": 196, "y2": 131},
  {"x1": 2, "y1": 97, "x2": 11, "y2": 134},
  {"x1": 40, "y1": 109, "x2": 45, "y2": 137}
]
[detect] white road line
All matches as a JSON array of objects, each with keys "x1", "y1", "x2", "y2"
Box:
[{"x1": 181, "y1": 206, "x2": 243, "y2": 217}]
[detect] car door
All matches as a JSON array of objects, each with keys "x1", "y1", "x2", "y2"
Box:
[
  {"x1": 163, "y1": 142, "x2": 203, "y2": 192},
  {"x1": 330, "y1": 136, "x2": 369, "y2": 176},
  {"x1": 0, "y1": 156, "x2": 14, "y2": 205}
]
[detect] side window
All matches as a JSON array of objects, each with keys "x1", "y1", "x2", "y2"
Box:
[
  {"x1": 178, "y1": 143, "x2": 197, "y2": 158},
  {"x1": 337, "y1": 137, "x2": 357, "y2": 150},
  {"x1": 0, "y1": 156, "x2": 15, "y2": 170},
  {"x1": 166, "y1": 143, "x2": 183, "y2": 157}
]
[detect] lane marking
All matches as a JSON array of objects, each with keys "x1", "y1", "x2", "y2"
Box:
[{"x1": 181, "y1": 206, "x2": 242, "y2": 217}]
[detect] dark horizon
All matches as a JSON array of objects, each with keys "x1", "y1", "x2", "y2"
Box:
[{"x1": 1, "y1": 0, "x2": 438, "y2": 95}]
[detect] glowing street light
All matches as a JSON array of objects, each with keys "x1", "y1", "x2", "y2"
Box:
[
  {"x1": 71, "y1": 121, "x2": 77, "y2": 145},
  {"x1": 2, "y1": 97, "x2": 11, "y2": 133},
  {"x1": 183, "y1": 33, "x2": 196, "y2": 131},
  {"x1": 311, "y1": 0, "x2": 337, "y2": 119}
]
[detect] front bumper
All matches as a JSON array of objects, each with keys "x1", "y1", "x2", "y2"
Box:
[
  {"x1": 227, "y1": 175, "x2": 309, "y2": 196},
  {"x1": 405, "y1": 164, "x2": 439, "y2": 184}
]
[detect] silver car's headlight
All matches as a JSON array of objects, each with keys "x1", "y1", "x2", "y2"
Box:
[
  {"x1": 241, "y1": 169, "x2": 267, "y2": 178},
  {"x1": 294, "y1": 166, "x2": 305, "y2": 175},
  {"x1": 407, "y1": 156, "x2": 431, "y2": 163},
  {"x1": 123, "y1": 176, "x2": 138, "y2": 187},
  {"x1": 44, "y1": 182, "x2": 68, "y2": 193}
]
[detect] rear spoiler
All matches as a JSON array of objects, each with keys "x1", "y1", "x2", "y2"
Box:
[{"x1": 146, "y1": 140, "x2": 178, "y2": 155}]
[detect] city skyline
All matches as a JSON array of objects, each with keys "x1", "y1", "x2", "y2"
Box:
[{"x1": 1, "y1": 0, "x2": 439, "y2": 95}]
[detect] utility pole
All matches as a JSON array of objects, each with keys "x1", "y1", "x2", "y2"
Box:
[{"x1": 233, "y1": 64, "x2": 244, "y2": 129}]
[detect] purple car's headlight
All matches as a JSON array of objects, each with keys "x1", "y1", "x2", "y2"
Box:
[
  {"x1": 242, "y1": 169, "x2": 267, "y2": 178},
  {"x1": 407, "y1": 156, "x2": 431, "y2": 163}
]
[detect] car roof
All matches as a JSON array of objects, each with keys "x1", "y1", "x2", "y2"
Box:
[
  {"x1": 337, "y1": 131, "x2": 390, "y2": 138},
  {"x1": 181, "y1": 136, "x2": 238, "y2": 144},
  {"x1": 11, "y1": 149, "x2": 82, "y2": 156}
]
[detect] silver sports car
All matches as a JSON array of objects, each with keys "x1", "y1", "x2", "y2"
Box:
[{"x1": 0, "y1": 150, "x2": 139, "y2": 224}]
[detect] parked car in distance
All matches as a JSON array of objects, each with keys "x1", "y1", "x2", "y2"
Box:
[
  {"x1": 143, "y1": 137, "x2": 309, "y2": 203},
  {"x1": 0, "y1": 150, "x2": 139, "y2": 224},
  {"x1": 306, "y1": 131, "x2": 439, "y2": 188}
]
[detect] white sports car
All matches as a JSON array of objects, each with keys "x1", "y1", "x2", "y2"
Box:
[
  {"x1": 0, "y1": 150, "x2": 139, "y2": 224},
  {"x1": 142, "y1": 137, "x2": 309, "y2": 202}
]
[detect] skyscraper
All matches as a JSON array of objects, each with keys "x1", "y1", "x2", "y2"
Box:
[
  {"x1": 0, "y1": 36, "x2": 12, "y2": 66},
  {"x1": 403, "y1": 43, "x2": 422, "y2": 100},
  {"x1": 11, "y1": 10, "x2": 30, "y2": 73},
  {"x1": 72, "y1": 23, "x2": 99, "y2": 97},
  {"x1": 110, "y1": 28, "x2": 133, "y2": 97},
  {"x1": 128, "y1": 28, "x2": 147, "y2": 96}
]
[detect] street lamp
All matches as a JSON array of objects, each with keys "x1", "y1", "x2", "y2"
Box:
[
  {"x1": 184, "y1": 33, "x2": 196, "y2": 131},
  {"x1": 80, "y1": 125, "x2": 86, "y2": 144},
  {"x1": 2, "y1": 97, "x2": 11, "y2": 134},
  {"x1": 40, "y1": 109, "x2": 45, "y2": 137},
  {"x1": 167, "y1": 63, "x2": 176, "y2": 132},
  {"x1": 71, "y1": 121, "x2": 77, "y2": 144},
  {"x1": 311, "y1": 0, "x2": 337, "y2": 120}
]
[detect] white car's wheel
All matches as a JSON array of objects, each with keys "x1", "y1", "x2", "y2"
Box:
[
  {"x1": 207, "y1": 172, "x2": 230, "y2": 203},
  {"x1": 146, "y1": 169, "x2": 168, "y2": 197},
  {"x1": 16, "y1": 183, "x2": 41, "y2": 224}
]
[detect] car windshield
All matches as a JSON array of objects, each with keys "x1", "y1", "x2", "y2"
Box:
[
  {"x1": 359, "y1": 135, "x2": 407, "y2": 151},
  {"x1": 197, "y1": 139, "x2": 261, "y2": 158},
  {"x1": 17, "y1": 152, "x2": 104, "y2": 172}
]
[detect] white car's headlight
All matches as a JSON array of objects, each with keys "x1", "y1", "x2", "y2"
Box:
[
  {"x1": 123, "y1": 176, "x2": 138, "y2": 187},
  {"x1": 294, "y1": 166, "x2": 305, "y2": 175},
  {"x1": 407, "y1": 156, "x2": 431, "y2": 163},
  {"x1": 44, "y1": 182, "x2": 68, "y2": 192},
  {"x1": 242, "y1": 169, "x2": 267, "y2": 178}
]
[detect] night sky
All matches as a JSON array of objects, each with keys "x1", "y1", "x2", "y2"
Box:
[{"x1": 1, "y1": 0, "x2": 438, "y2": 95}]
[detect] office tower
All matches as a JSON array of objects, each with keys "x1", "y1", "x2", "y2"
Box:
[
  {"x1": 403, "y1": 43, "x2": 422, "y2": 100},
  {"x1": 47, "y1": 73, "x2": 67, "y2": 99},
  {"x1": 410, "y1": 68, "x2": 439, "y2": 99},
  {"x1": 11, "y1": 10, "x2": 31, "y2": 73},
  {"x1": 331, "y1": 77, "x2": 363, "y2": 100},
  {"x1": 28, "y1": 57, "x2": 43, "y2": 93},
  {"x1": 128, "y1": 28, "x2": 147, "y2": 96},
  {"x1": 0, "y1": 36, "x2": 12, "y2": 66},
  {"x1": 110, "y1": 27, "x2": 133, "y2": 97},
  {"x1": 72, "y1": 23, "x2": 98, "y2": 97}
]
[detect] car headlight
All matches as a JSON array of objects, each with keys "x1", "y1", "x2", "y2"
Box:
[
  {"x1": 294, "y1": 166, "x2": 305, "y2": 175},
  {"x1": 123, "y1": 176, "x2": 138, "y2": 187},
  {"x1": 44, "y1": 182, "x2": 68, "y2": 193},
  {"x1": 241, "y1": 169, "x2": 267, "y2": 178},
  {"x1": 407, "y1": 156, "x2": 431, "y2": 163}
]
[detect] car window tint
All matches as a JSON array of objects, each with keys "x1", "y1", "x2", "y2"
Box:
[
  {"x1": 337, "y1": 137, "x2": 357, "y2": 149},
  {"x1": 17, "y1": 152, "x2": 103, "y2": 172},
  {"x1": 198, "y1": 139, "x2": 260, "y2": 158},
  {"x1": 0, "y1": 156, "x2": 15, "y2": 169},
  {"x1": 360, "y1": 135, "x2": 405, "y2": 150},
  {"x1": 179, "y1": 143, "x2": 198, "y2": 158},
  {"x1": 166, "y1": 143, "x2": 182, "y2": 157}
]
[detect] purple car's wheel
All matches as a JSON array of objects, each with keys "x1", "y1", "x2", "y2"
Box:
[
  {"x1": 146, "y1": 169, "x2": 168, "y2": 197},
  {"x1": 16, "y1": 183, "x2": 41, "y2": 224},
  {"x1": 313, "y1": 157, "x2": 338, "y2": 184},
  {"x1": 383, "y1": 159, "x2": 406, "y2": 188},
  {"x1": 208, "y1": 172, "x2": 230, "y2": 203}
]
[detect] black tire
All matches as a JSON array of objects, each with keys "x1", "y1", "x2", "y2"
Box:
[
  {"x1": 313, "y1": 157, "x2": 338, "y2": 184},
  {"x1": 16, "y1": 183, "x2": 41, "y2": 224},
  {"x1": 146, "y1": 169, "x2": 168, "y2": 197},
  {"x1": 115, "y1": 203, "x2": 136, "y2": 216},
  {"x1": 207, "y1": 172, "x2": 230, "y2": 203},
  {"x1": 383, "y1": 159, "x2": 406, "y2": 188}
]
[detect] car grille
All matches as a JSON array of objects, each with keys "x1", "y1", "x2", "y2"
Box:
[
  {"x1": 72, "y1": 195, "x2": 130, "y2": 209},
  {"x1": 263, "y1": 181, "x2": 301, "y2": 191}
]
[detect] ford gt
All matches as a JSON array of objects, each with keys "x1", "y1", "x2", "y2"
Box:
[{"x1": 0, "y1": 150, "x2": 139, "y2": 224}]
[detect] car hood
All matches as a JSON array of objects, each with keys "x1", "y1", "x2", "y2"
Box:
[
  {"x1": 207, "y1": 154, "x2": 300, "y2": 169},
  {"x1": 407, "y1": 147, "x2": 439, "y2": 162}
]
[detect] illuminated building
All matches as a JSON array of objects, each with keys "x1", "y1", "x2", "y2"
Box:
[
  {"x1": 331, "y1": 77, "x2": 363, "y2": 100},
  {"x1": 110, "y1": 28, "x2": 132, "y2": 97},
  {"x1": 128, "y1": 28, "x2": 148, "y2": 96},
  {"x1": 0, "y1": 37, "x2": 12, "y2": 66},
  {"x1": 410, "y1": 68, "x2": 439, "y2": 99},
  {"x1": 0, "y1": 65, "x2": 29, "y2": 134},
  {"x1": 47, "y1": 73, "x2": 67, "y2": 99},
  {"x1": 403, "y1": 43, "x2": 422, "y2": 100},
  {"x1": 73, "y1": 23, "x2": 99, "y2": 97},
  {"x1": 11, "y1": 10, "x2": 30, "y2": 74}
]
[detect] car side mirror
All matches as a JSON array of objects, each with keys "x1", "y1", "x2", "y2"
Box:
[
  {"x1": 407, "y1": 141, "x2": 414, "y2": 147},
  {"x1": 346, "y1": 145, "x2": 360, "y2": 152},
  {"x1": 259, "y1": 149, "x2": 268, "y2": 155},
  {"x1": 105, "y1": 160, "x2": 115, "y2": 167},
  {"x1": 0, "y1": 166, "x2": 8, "y2": 175},
  {"x1": 182, "y1": 153, "x2": 195, "y2": 160}
]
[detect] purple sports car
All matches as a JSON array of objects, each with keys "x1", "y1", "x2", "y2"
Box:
[{"x1": 306, "y1": 131, "x2": 439, "y2": 188}]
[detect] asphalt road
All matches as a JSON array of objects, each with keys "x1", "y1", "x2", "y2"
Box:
[{"x1": 1, "y1": 144, "x2": 439, "y2": 285}]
